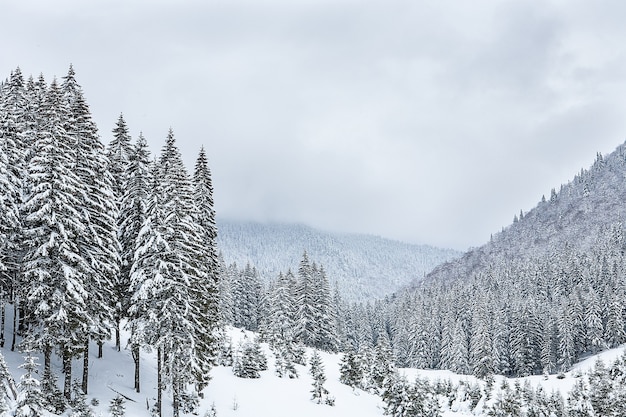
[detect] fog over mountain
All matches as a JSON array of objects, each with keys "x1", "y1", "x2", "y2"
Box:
[{"x1": 216, "y1": 220, "x2": 461, "y2": 302}]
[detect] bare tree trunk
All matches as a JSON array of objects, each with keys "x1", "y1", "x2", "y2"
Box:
[
  {"x1": 82, "y1": 338, "x2": 89, "y2": 394},
  {"x1": 115, "y1": 317, "x2": 121, "y2": 352},
  {"x1": 132, "y1": 343, "x2": 140, "y2": 393},
  {"x1": 0, "y1": 300, "x2": 5, "y2": 348},
  {"x1": 157, "y1": 347, "x2": 162, "y2": 417},
  {"x1": 98, "y1": 340, "x2": 103, "y2": 358},
  {"x1": 173, "y1": 376, "x2": 180, "y2": 417},
  {"x1": 44, "y1": 344, "x2": 52, "y2": 377},
  {"x1": 10, "y1": 299, "x2": 17, "y2": 351},
  {"x1": 63, "y1": 348, "x2": 72, "y2": 401}
]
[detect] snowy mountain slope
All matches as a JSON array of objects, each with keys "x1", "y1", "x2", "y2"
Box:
[
  {"x1": 216, "y1": 220, "x2": 461, "y2": 302},
  {"x1": 423, "y1": 140, "x2": 626, "y2": 285}
]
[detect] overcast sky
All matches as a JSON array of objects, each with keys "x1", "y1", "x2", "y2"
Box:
[{"x1": 3, "y1": 0, "x2": 626, "y2": 251}]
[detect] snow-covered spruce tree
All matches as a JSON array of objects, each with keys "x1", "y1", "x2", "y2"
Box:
[
  {"x1": 292, "y1": 253, "x2": 338, "y2": 352},
  {"x1": 106, "y1": 113, "x2": 134, "y2": 352},
  {"x1": 129, "y1": 129, "x2": 218, "y2": 417},
  {"x1": 565, "y1": 379, "x2": 593, "y2": 417},
  {"x1": 369, "y1": 336, "x2": 395, "y2": 393},
  {"x1": 309, "y1": 350, "x2": 332, "y2": 405},
  {"x1": 108, "y1": 395, "x2": 126, "y2": 417},
  {"x1": 381, "y1": 371, "x2": 411, "y2": 417},
  {"x1": 127, "y1": 158, "x2": 168, "y2": 415},
  {"x1": 190, "y1": 146, "x2": 220, "y2": 393},
  {"x1": 312, "y1": 265, "x2": 338, "y2": 352},
  {"x1": 192, "y1": 146, "x2": 219, "y2": 281},
  {"x1": 120, "y1": 133, "x2": 152, "y2": 393},
  {"x1": 68, "y1": 382, "x2": 95, "y2": 417},
  {"x1": 22, "y1": 78, "x2": 90, "y2": 403},
  {"x1": 265, "y1": 272, "x2": 297, "y2": 348},
  {"x1": 0, "y1": 68, "x2": 28, "y2": 353},
  {"x1": 294, "y1": 252, "x2": 317, "y2": 347},
  {"x1": 15, "y1": 350, "x2": 45, "y2": 417},
  {"x1": 62, "y1": 65, "x2": 120, "y2": 393},
  {"x1": 470, "y1": 299, "x2": 494, "y2": 379},
  {"x1": 233, "y1": 263, "x2": 262, "y2": 332},
  {"x1": 339, "y1": 349, "x2": 364, "y2": 389},
  {"x1": 233, "y1": 336, "x2": 266, "y2": 379},
  {"x1": 0, "y1": 350, "x2": 15, "y2": 413}
]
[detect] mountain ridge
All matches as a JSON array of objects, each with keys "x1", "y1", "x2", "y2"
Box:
[
  {"x1": 216, "y1": 219, "x2": 461, "y2": 302},
  {"x1": 420, "y1": 140, "x2": 626, "y2": 286}
]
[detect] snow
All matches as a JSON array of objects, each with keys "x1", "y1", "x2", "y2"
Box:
[{"x1": 0, "y1": 321, "x2": 624, "y2": 416}]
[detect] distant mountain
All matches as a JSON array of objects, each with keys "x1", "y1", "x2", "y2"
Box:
[{"x1": 216, "y1": 220, "x2": 461, "y2": 302}]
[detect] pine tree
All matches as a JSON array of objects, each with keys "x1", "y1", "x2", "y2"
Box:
[
  {"x1": 309, "y1": 350, "x2": 330, "y2": 405},
  {"x1": 62, "y1": 65, "x2": 120, "y2": 393},
  {"x1": 15, "y1": 351, "x2": 45, "y2": 417},
  {"x1": 120, "y1": 133, "x2": 152, "y2": 393},
  {"x1": 109, "y1": 395, "x2": 126, "y2": 417},
  {"x1": 0, "y1": 68, "x2": 28, "y2": 355},
  {"x1": 107, "y1": 113, "x2": 134, "y2": 351},
  {"x1": 233, "y1": 337, "x2": 264, "y2": 379},
  {"x1": 470, "y1": 300, "x2": 493, "y2": 379},
  {"x1": 312, "y1": 265, "x2": 338, "y2": 352},
  {"x1": 339, "y1": 350, "x2": 364, "y2": 389},
  {"x1": 0, "y1": 351, "x2": 14, "y2": 413},
  {"x1": 370, "y1": 336, "x2": 395, "y2": 393},
  {"x1": 130, "y1": 130, "x2": 218, "y2": 416},
  {"x1": 266, "y1": 272, "x2": 297, "y2": 347},
  {"x1": 22, "y1": 78, "x2": 90, "y2": 402}
]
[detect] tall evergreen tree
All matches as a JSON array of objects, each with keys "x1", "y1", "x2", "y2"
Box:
[
  {"x1": 129, "y1": 129, "x2": 217, "y2": 416},
  {"x1": 120, "y1": 133, "x2": 151, "y2": 393},
  {"x1": 106, "y1": 113, "x2": 134, "y2": 351},
  {"x1": 22, "y1": 78, "x2": 91, "y2": 402},
  {"x1": 62, "y1": 65, "x2": 120, "y2": 393}
]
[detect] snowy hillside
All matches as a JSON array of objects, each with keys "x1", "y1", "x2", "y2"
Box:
[
  {"x1": 216, "y1": 220, "x2": 461, "y2": 302},
  {"x1": 1, "y1": 325, "x2": 623, "y2": 416},
  {"x1": 425, "y1": 142, "x2": 626, "y2": 285}
]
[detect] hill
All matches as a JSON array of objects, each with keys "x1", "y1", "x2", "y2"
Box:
[
  {"x1": 424, "y1": 142, "x2": 626, "y2": 285},
  {"x1": 216, "y1": 220, "x2": 461, "y2": 302},
  {"x1": 376, "y1": 139, "x2": 626, "y2": 378}
]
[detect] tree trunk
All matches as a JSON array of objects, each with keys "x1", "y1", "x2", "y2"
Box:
[
  {"x1": 98, "y1": 340, "x2": 103, "y2": 358},
  {"x1": 44, "y1": 344, "x2": 52, "y2": 377},
  {"x1": 63, "y1": 348, "x2": 72, "y2": 401},
  {"x1": 11, "y1": 299, "x2": 17, "y2": 351},
  {"x1": 132, "y1": 343, "x2": 140, "y2": 393},
  {"x1": 173, "y1": 375, "x2": 180, "y2": 417},
  {"x1": 0, "y1": 300, "x2": 5, "y2": 348},
  {"x1": 157, "y1": 347, "x2": 162, "y2": 417},
  {"x1": 115, "y1": 317, "x2": 121, "y2": 352},
  {"x1": 82, "y1": 338, "x2": 89, "y2": 394}
]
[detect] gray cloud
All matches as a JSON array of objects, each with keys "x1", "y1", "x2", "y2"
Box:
[{"x1": 3, "y1": 0, "x2": 626, "y2": 250}]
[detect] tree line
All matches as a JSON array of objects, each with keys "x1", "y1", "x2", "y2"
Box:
[{"x1": 0, "y1": 66, "x2": 219, "y2": 417}]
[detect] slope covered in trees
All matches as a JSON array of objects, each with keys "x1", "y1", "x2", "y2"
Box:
[
  {"x1": 217, "y1": 220, "x2": 461, "y2": 302},
  {"x1": 375, "y1": 141, "x2": 626, "y2": 379}
]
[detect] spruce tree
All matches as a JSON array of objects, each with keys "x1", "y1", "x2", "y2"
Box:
[
  {"x1": 107, "y1": 113, "x2": 134, "y2": 351},
  {"x1": 120, "y1": 133, "x2": 152, "y2": 393},
  {"x1": 15, "y1": 351, "x2": 45, "y2": 417},
  {"x1": 22, "y1": 78, "x2": 90, "y2": 402},
  {"x1": 62, "y1": 65, "x2": 119, "y2": 392},
  {"x1": 309, "y1": 350, "x2": 331, "y2": 405}
]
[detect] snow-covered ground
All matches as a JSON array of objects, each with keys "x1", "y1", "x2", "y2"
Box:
[{"x1": 1, "y1": 325, "x2": 624, "y2": 416}]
